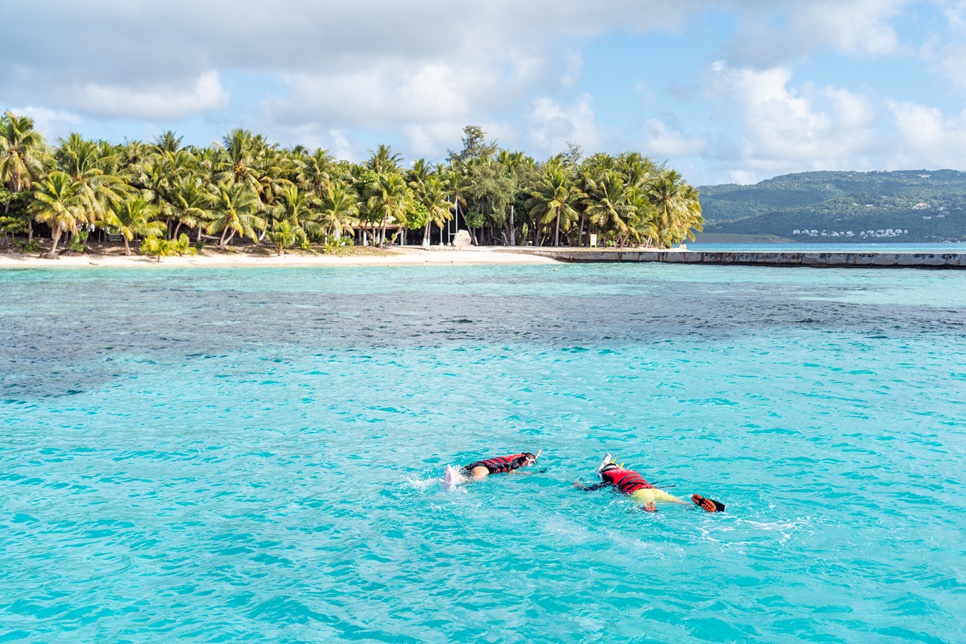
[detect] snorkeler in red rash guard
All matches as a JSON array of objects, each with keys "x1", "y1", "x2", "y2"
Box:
[
  {"x1": 574, "y1": 454, "x2": 725, "y2": 513},
  {"x1": 442, "y1": 451, "x2": 540, "y2": 489},
  {"x1": 463, "y1": 452, "x2": 537, "y2": 477}
]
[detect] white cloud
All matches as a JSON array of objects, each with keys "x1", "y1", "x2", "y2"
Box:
[
  {"x1": 703, "y1": 61, "x2": 878, "y2": 176},
  {"x1": 886, "y1": 100, "x2": 966, "y2": 166},
  {"x1": 266, "y1": 55, "x2": 547, "y2": 128},
  {"x1": 327, "y1": 129, "x2": 359, "y2": 162},
  {"x1": 693, "y1": 58, "x2": 966, "y2": 183},
  {"x1": 795, "y1": 0, "x2": 908, "y2": 56},
  {"x1": 726, "y1": 169, "x2": 760, "y2": 185},
  {"x1": 932, "y1": 47, "x2": 966, "y2": 93},
  {"x1": 13, "y1": 107, "x2": 82, "y2": 142},
  {"x1": 0, "y1": 0, "x2": 699, "y2": 125},
  {"x1": 560, "y1": 50, "x2": 584, "y2": 89},
  {"x1": 919, "y1": 0, "x2": 966, "y2": 94},
  {"x1": 14, "y1": 0, "x2": 889, "y2": 135},
  {"x1": 0, "y1": 0, "x2": 959, "y2": 183},
  {"x1": 722, "y1": 0, "x2": 911, "y2": 66},
  {"x1": 257, "y1": 122, "x2": 367, "y2": 162},
  {"x1": 643, "y1": 119, "x2": 708, "y2": 157},
  {"x1": 524, "y1": 94, "x2": 602, "y2": 156},
  {"x1": 402, "y1": 122, "x2": 467, "y2": 159},
  {"x1": 67, "y1": 72, "x2": 229, "y2": 121}
]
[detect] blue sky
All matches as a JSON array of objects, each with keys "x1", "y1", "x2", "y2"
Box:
[{"x1": 2, "y1": 0, "x2": 965, "y2": 185}]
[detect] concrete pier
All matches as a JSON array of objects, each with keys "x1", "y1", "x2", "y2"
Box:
[{"x1": 515, "y1": 248, "x2": 966, "y2": 269}]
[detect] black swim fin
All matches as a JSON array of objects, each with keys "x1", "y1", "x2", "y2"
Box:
[{"x1": 692, "y1": 494, "x2": 725, "y2": 513}]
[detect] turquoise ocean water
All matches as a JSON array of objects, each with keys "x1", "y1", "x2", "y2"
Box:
[{"x1": 1, "y1": 263, "x2": 964, "y2": 642}]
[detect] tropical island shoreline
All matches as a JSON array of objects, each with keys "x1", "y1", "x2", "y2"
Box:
[
  {"x1": 6, "y1": 244, "x2": 965, "y2": 270},
  {"x1": 0, "y1": 245, "x2": 567, "y2": 269}
]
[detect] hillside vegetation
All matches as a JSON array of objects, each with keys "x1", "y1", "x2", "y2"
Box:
[{"x1": 698, "y1": 170, "x2": 966, "y2": 242}]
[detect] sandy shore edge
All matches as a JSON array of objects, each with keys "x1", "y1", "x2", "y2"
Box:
[{"x1": 0, "y1": 247, "x2": 560, "y2": 269}]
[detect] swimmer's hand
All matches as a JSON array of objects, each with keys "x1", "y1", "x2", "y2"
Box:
[
  {"x1": 642, "y1": 502, "x2": 657, "y2": 513},
  {"x1": 575, "y1": 480, "x2": 609, "y2": 492}
]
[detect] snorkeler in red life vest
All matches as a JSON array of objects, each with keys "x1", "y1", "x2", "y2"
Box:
[
  {"x1": 574, "y1": 455, "x2": 725, "y2": 513},
  {"x1": 442, "y1": 451, "x2": 540, "y2": 488},
  {"x1": 463, "y1": 452, "x2": 538, "y2": 477}
]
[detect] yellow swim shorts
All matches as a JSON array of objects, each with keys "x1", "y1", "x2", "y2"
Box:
[{"x1": 630, "y1": 488, "x2": 681, "y2": 504}]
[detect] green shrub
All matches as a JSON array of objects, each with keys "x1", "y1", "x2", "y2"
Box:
[
  {"x1": 16, "y1": 239, "x2": 40, "y2": 254},
  {"x1": 172, "y1": 233, "x2": 197, "y2": 256},
  {"x1": 68, "y1": 230, "x2": 89, "y2": 253},
  {"x1": 140, "y1": 235, "x2": 175, "y2": 262},
  {"x1": 325, "y1": 236, "x2": 353, "y2": 251}
]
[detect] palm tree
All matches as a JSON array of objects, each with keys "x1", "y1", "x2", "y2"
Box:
[
  {"x1": 676, "y1": 183, "x2": 703, "y2": 243},
  {"x1": 298, "y1": 148, "x2": 334, "y2": 197},
  {"x1": 120, "y1": 140, "x2": 150, "y2": 169},
  {"x1": 207, "y1": 183, "x2": 265, "y2": 249},
  {"x1": 617, "y1": 152, "x2": 658, "y2": 190},
  {"x1": 55, "y1": 133, "x2": 129, "y2": 235},
  {"x1": 171, "y1": 233, "x2": 197, "y2": 257},
  {"x1": 584, "y1": 171, "x2": 634, "y2": 246},
  {"x1": 140, "y1": 235, "x2": 176, "y2": 262},
  {"x1": 647, "y1": 169, "x2": 703, "y2": 247},
  {"x1": 170, "y1": 176, "x2": 213, "y2": 240},
  {"x1": 623, "y1": 190, "x2": 656, "y2": 246},
  {"x1": 29, "y1": 171, "x2": 81, "y2": 258},
  {"x1": 366, "y1": 144, "x2": 402, "y2": 174},
  {"x1": 526, "y1": 166, "x2": 583, "y2": 246},
  {"x1": 0, "y1": 112, "x2": 46, "y2": 200},
  {"x1": 267, "y1": 219, "x2": 303, "y2": 255},
  {"x1": 271, "y1": 184, "x2": 315, "y2": 243},
  {"x1": 418, "y1": 176, "x2": 452, "y2": 246},
  {"x1": 366, "y1": 172, "x2": 410, "y2": 247},
  {"x1": 496, "y1": 149, "x2": 522, "y2": 170},
  {"x1": 152, "y1": 130, "x2": 183, "y2": 155},
  {"x1": 215, "y1": 129, "x2": 262, "y2": 193},
  {"x1": 112, "y1": 196, "x2": 165, "y2": 255},
  {"x1": 253, "y1": 144, "x2": 292, "y2": 210},
  {"x1": 408, "y1": 158, "x2": 431, "y2": 191},
  {"x1": 134, "y1": 157, "x2": 176, "y2": 229},
  {"x1": 319, "y1": 182, "x2": 360, "y2": 242},
  {"x1": 194, "y1": 146, "x2": 220, "y2": 189},
  {"x1": 0, "y1": 112, "x2": 48, "y2": 239},
  {"x1": 443, "y1": 166, "x2": 469, "y2": 243}
]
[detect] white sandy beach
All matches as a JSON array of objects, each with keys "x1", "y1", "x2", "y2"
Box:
[{"x1": 0, "y1": 246, "x2": 560, "y2": 269}]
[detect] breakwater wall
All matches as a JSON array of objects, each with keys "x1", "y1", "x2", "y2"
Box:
[{"x1": 517, "y1": 249, "x2": 966, "y2": 268}]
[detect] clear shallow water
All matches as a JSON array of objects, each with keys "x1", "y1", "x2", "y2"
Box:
[{"x1": 1, "y1": 265, "x2": 964, "y2": 642}]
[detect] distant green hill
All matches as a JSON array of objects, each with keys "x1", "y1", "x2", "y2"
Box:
[{"x1": 697, "y1": 170, "x2": 966, "y2": 242}]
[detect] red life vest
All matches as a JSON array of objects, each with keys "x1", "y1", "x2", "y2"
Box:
[
  {"x1": 602, "y1": 467, "x2": 653, "y2": 494},
  {"x1": 466, "y1": 453, "x2": 529, "y2": 474}
]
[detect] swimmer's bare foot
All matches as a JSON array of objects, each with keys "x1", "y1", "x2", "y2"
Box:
[
  {"x1": 642, "y1": 502, "x2": 657, "y2": 512},
  {"x1": 692, "y1": 494, "x2": 725, "y2": 512}
]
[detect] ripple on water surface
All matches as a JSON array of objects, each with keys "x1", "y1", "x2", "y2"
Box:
[{"x1": 1, "y1": 264, "x2": 964, "y2": 641}]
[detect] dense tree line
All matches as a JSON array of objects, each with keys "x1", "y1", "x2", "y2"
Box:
[{"x1": 0, "y1": 113, "x2": 703, "y2": 258}]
